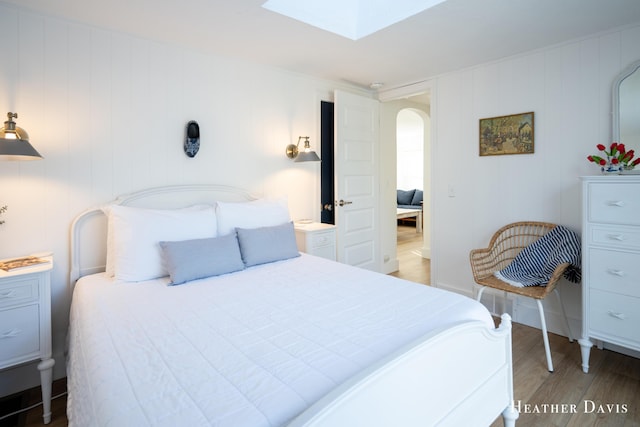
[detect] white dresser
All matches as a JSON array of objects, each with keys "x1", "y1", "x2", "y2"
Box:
[
  {"x1": 0, "y1": 257, "x2": 55, "y2": 423},
  {"x1": 579, "y1": 176, "x2": 640, "y2": 373},
  {"x1": 294, "y1": 222, "x2": 336, "y2": 261}
]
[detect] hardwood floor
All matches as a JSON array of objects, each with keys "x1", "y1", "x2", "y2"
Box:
[
  {"x1": 10, "y1": 228, "x2": 640, "y2": 426},
  {"x1": 1, "y1": 377, "x2": 67, "y2": 427},
  {"x1": 391, "y1": 224, "x2": 430, "y2": 284},
  {"x1": 392, "y1": 224, "x2": 640, "y2": 426}
]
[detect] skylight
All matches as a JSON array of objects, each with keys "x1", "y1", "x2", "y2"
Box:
[{"x1": 262, "y1": 0, "x2": 447, "y2": 40}]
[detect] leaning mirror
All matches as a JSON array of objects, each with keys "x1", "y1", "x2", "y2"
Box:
[{"x1": 613, "y1": 59, "x2": 640, "y2": 145}]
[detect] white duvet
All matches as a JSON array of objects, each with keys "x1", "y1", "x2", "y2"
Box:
[{"x1": 67, "y1": 254, "x2": 493, "y2": 427}]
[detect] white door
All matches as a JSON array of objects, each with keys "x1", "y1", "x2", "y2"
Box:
[{"x1": 334, "y1": 90, "x2": 380, "y2": 271}]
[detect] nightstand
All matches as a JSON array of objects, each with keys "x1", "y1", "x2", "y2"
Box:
[
  {"x1": 0, "y1": 256, "x2": 54, "y2": 424},
  {"x1": 294, "y1": 222, "x2": 336, "y2": 261}
]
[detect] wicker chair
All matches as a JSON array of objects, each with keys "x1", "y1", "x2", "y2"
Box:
[{"x1": 469, "y1": 221, "x2": 574, "y2": 372}]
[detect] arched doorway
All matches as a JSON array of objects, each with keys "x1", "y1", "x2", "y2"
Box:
[{"x1": 394, "y1": 107, "x2": 431, "y2": 282}]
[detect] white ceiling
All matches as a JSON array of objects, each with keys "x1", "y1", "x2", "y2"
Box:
[{"x1": 5, "y1": 0, "x2": 640, "y2": 91}]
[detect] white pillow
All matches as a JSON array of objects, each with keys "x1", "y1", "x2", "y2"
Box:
[
  {"x1": 216, "y1": 197, "x2": 291, "y2": 236},
  {"x1": 104, "y1": 204, "x2": 217, "y2": 281},
  {"x1": 104, "y1": 204, "x2": 215, "y2": 277}
]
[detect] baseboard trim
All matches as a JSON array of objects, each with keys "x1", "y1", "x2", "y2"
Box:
[{"x1": 434, "y1": 281, "x2": 579, "y2": 339}]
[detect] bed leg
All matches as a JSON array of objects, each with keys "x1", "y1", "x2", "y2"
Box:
[{"x1": 502, "y1": 402, "x2": 519, "y2": 427}]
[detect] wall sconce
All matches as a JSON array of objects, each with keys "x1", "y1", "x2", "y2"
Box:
[
  {"x1": 285, "y1": 136, "x2": 320, "y2": 162},
  {"x1": 0, "y1": 112, "x2": 43, "y2": 161}
]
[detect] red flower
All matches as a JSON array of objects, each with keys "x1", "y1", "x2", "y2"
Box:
[
  {"x1": 588, "y1": 155, "x2": 606, "y2": 164},
  {"x1": 589, "y1": 143, "x2": 638, "y2": 170},
  {"x1": 610, "y1": 142, "x2": 619, "y2": 156}
]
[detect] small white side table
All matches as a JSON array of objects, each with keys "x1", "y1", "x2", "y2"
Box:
[
  {"x1": 294, "y1": 222, "x2": 336, "y2": 261},
  {"x1": 0, "y1": 256, "x2": 54, "y2": 424}
]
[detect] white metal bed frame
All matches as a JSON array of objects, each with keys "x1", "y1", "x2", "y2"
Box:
[{"x1": 68, "y1": 184, "x2": 518, "y2": 427}]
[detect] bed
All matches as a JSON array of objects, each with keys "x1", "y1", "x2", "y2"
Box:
[{"x1": 67, "y1": 184, "x2": 518, "y2": 427}]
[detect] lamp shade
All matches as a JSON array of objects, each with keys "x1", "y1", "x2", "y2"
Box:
[
  {"x1": 290, "y1": 136, "x2": 320, "y2": 162},
  {"x1": 0, "y1": 112, "x2": 43, "y2": 161},
  {"x1": 294, "y1": 149, "x2": 321, "y2": 162}
]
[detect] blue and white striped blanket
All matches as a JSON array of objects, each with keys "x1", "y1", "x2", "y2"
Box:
[{"x1": 494, "y1": 225, "x2": 581, "y2": 287}]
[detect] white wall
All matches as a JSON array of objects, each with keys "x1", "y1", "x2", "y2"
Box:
[
  {"x1": 396, "y1": 110, "x2": 424, "y2": 191},
  {"x1": 0, "y1": 4, "x2": 369, "y2": 396},
  {"x1": 430, "y1": 23, "x2": 640, "y2": 334},
  {"x1": 4, "y1": 2, "x2": 640, "y2": 396}
]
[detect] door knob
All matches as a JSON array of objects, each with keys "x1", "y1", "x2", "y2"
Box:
[{"x1": 337, "y1": 199, "x2": 353, "y2": 207}]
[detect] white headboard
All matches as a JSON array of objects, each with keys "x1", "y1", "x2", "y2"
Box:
[{"x1": 69, "y1": 184, "x2": 257, "y2": 288}]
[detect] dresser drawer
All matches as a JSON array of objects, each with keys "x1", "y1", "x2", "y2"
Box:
[
  {"x1": 589, "y1": 225, "x2": 640, "y2": 250},
  {"x1": 0, "y1": 304, "x2": 40, "y2": 365},
  {"x1": 588, "y1": 289, "x2": 640, "y2": 345},
  {"x1": 588, "y1": 182, "x2": 640, "y2": 226},
  {"x1": 311, "y1": 231, "x2": 335, "y2": 248},
  {"x1": 588, "y1": 248, "x2": 640, "y2": 297},
  {"x1": 0, "y1": 277, "x2": 39, "y2": 309}
]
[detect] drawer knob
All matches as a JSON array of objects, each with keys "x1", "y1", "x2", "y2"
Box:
[
  {"x1": 1, "y1": 328, "x2": 21, "y2": 338},
  {"x1": 607, "y1": 234, "x2": 625, "y2": 241},
  {"x1": 607, "y1": 200, "x2": 625, "y2": 207},
  {"x1": 607, "y1": 269, "x2": 626, "y2": 277},
  {"x1": 0, "y1": 290, "x2": 17, "y2": 299},
  {"x1": 607, "y1": 311, "x2": 627, "y2": 320}
]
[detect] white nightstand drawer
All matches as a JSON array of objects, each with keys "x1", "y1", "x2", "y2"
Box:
[
  {"x1": 0, "y1": 277, "x2": 39, "y2": 309},
  {"x1": 588, "y1": 182, "x2": 640, "y2": 226},
  {"x1": 0, "y1": 304, "x2": 40, "y2": 364},
  {"x1": 588, "y1": 248, "x2": 640, "y2": 297},
  {"x1": 588, "y1": 289, "x2": 640, "y2": 345},
  {"x1": 311, "y1": 231, "x2": 334, "y2": 248},
  {"x1": 589, "y1": 225, "x2": 640, "y2": 250},
  {"x1": 294, "y1": 223, "x2": 336, "y2": 261}
]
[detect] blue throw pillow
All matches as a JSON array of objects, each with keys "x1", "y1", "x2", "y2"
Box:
[
  {"x1": 397, "y1": 189, "x2": 415, "y2": 205},
  {"x1": 411, "y1": 190, "x2": 423, "y2": 206},
  {"x1": 159, "y1": 233, "x2": 245, "y2": 285},
  {"x1": 236, "y1": 222, "x2": 300, "y2": 267}
]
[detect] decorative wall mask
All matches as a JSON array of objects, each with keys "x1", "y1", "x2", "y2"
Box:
[{"x1": 184, "y1": 121, "x2": 200, "y2": 158}]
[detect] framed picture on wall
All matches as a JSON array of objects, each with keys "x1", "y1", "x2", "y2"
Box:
[{"x1": 479, "y1": 112, "x2": 534, "y2": 156}]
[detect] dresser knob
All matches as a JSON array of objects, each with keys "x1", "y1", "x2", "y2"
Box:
[
  {"x1": 607, "y1": 234, "x2": 625, "y2": 241},
  {"x1": 607, "y1": 269, "x2": 626, "y2": 277},
  {"x1": 1, "y1": 329, "x2": 21, "y2": 338},
  {"x1": 607, "y1": 200, "x2": 625, "y2": 207},
  {"x1": 0, "y1": 290, "x2": 16, "y2": 299},
  {"x1": 607, "y1": 311, "x2": 627, "y2": 320}
]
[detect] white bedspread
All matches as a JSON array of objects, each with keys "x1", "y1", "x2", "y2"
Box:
[{"x1": 67, "y1": 254, "x2": 492, "y2": 427}]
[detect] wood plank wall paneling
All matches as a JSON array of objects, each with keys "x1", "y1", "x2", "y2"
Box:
[
  {"x1": 2, "y1": 1, "x2": 640, "y2": 398},
  {"x1": 0, "y1": 3, "x2": 343, "y2": 396},
  {"x1": 430, "y1": 25, "x2": 640, "y2": 339}
]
